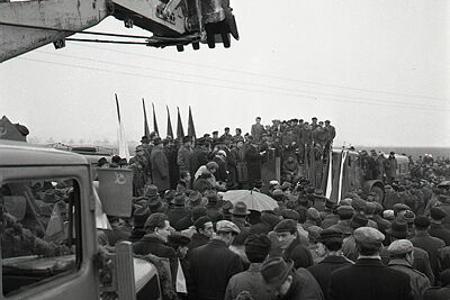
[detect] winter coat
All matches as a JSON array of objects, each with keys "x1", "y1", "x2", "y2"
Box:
[
  {"x1": 188, "y1": 239, "x2": 243, "y2": 300},
  {"x1": 132, "y1": 233, "x2": 178, "y2": 284},
  {"x1": 388, "y1": 259, "x2": 431, "y2": 300},
  {"x1": 177, "y1": 145, "x2": 193, "y2": 173},
  {"x1": 307, "y1": 255, "x2": 354, "y2": 300},
  {"x1": 281, "y1": 268, "x2": 324, "y2": 300},
  {"x1": 329, "y1": 258, "x2": 413, "y2": 300},
  {"x1": 224, "y1": 263, "x2": 273, "y2": 300},
  {"x1": 244, "y1": 144, "x2": 262, "y2": 185},
  {"x1": 150, "y1": 145, "x2": 170, "y2": 191},
  {"x1": 410, "y1": 232, "x2": 446, "y2": 278}
]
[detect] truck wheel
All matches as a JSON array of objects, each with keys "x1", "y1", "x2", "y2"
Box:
[{"x1": 370, "y1": 186, "x2": 385, "y2": 206}]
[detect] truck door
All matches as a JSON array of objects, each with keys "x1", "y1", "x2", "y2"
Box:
[{"x1": 0, "y1": 166, "x2": 99, "y2": 300}]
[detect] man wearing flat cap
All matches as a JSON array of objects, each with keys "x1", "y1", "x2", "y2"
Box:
[
  {"x1": 188, "y1": 220, "x2": 243, "y2": 300},
  {"x1": 307, "y1": 228, "x2": 353, "y2": 300},
  {"x1": 388, "y1": 239, "x2": 430, "y2": 300},
  {"x1": 429, "y1": 207, "x2": 450, "y2": 245},
  {"x1": 329, "y1": 227, "x2": 413, "y2": 300},
  {"x1": 328, "y1": 205, "x2": 355, "y2": 237},
  {"x1": 381, "y1": 220, "x2": 434, "y2": 283}
]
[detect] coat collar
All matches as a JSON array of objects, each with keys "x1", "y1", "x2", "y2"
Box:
[
  {"x1": 320, "y1": 255, "x2": 354, "y2": 264},
  {"x1": 142, "y1": 233, "x2": 166, "y2": 244},
  {"x1": 209, "y1": 238, "x2": 228, "y2": 248},
  {"x1": 355, "y1": 257, "x2": 384, "y2": 266},
  {"x1": 388, "y1": 258, "x2": 413, "y2": 268}
]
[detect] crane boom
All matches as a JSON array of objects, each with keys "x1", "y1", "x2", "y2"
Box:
[{"x1": 0, "y1": 0, "x2": 239, "y2": 63}]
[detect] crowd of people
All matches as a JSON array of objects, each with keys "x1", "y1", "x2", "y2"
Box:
[{"x1": 94, "y1": 117, "x2": 450, "y2": 300}]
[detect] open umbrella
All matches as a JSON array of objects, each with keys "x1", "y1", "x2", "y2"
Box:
[{"x1": 222, "y1": 190, "x2": 279, "y2": 212}]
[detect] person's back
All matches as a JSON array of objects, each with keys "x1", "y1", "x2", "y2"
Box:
[
  {"x1": 225, "y1": 234, "x2": 273, "y2": 300},
  {"x1": 423, "y1": 269, "x2": 450, "y2": 300},
  {"x1": 329, "y1": 227, "x2": 413, "y2": 300},
  {"x1": 189, "y1": 220, "x2": 243, "y2": 300}
]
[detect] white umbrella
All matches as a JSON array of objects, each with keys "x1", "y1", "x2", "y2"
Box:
[{"x1": 223, "y1": 190, "x2": 279, "y2": 212}]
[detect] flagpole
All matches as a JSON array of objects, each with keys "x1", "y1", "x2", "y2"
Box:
[{"x1": 142, "y1": 98, "x2": 150, "y2": 138}]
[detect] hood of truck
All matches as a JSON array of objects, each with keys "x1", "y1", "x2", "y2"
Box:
[{"x1": 0, "y1": 140, "x2": 88, "y2": 166}]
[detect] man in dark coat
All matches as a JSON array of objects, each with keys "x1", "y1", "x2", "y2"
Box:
[
  {"x1": 429, "y1": 207, "x2": 450, "y2": 245},
  {"x1": 261, "y1": 256, "x2": 324, "y2": 300},
  {"x1": 150, "y1": 137, "x2": 170, "y2": 192},
  {"x1": 250, "y1": 117, "x2": 265, "y2": 143},
  {"x1": 307, "y1": 228, "x2": 353, "y2": 300},
  {"x1": 329, "y1": 227, "x2": 413, "y2": 300},
  {"x1": 188, "y1": 220, "x2": 243, "y2": 300},
  {"x1": 132, "y1": 213, "x2": 178, "y2": 283},
  {"x1": 177, "y1": 136, "x2": 193, "y2": 174},
  {"x1": 167, "y1": 193, "x2": 190, "y2": 231},
  {"x1": 382, "y1": 220, "x2": 435, "y2": 283},
  {"x1": 225, "y1": 234, "x2": 273, "y2": 300},
  {"x1": 424, "y1": 269, "x2": 450, "y2": 300},
  {"x1": 244, "y1": 138, "x2": 263, "y2": 189},
  {"x1": 410, "y1": 216, "x2": 445, "y2": 279},
  {"x1": 187, "y1": 216, "x2": 214, "y2": 251},
  {"x1": 273, "y1": 219, "x2": 314, "y2": 268}
]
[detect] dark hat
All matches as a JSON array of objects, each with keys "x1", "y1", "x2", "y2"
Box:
[
  {"x1": 183, "y1": 136, "x2": 191, "y2": 143},
  {"x1": 168, "y1": 232, "x2": 191, "y2": 247},
  {"x1": 261, "y1": 211, "x2": 282, "y2": 228},
  {"x1": 191, "y1": 207, "x2": 207, "y2": 221},
  {"x1": 153, "y1": 137, "x2": 162, "y2": 145},
  {"x1": 336, "y1": 206, "x2": 355, "y2": 219},
  {"x1": 172, "y1": 193, "x2": 187, "y2": 206},
  {"x1": 387, "y1": 220, "x2": 408, "y2": 239},
  {"x1": 314, "y1": 189, "x2": 324, "y2": 197},
  {"x1": 148, "y1": 198, "x2": 163, "y2": 213},
  {"x1": 245, "y1": 234, "x2": 272, "y2": 262},
  {"x1": 414, "y1": 216, "x2": 431, "y2": 229},
  {"x1": 261, "y1": 257, "x2": 294, "y2": 288},
  {"x1": 430, "y1": 207, "x2": 447, "y2": 220},
  {"x1": 133, "y1": 207, "x2": 151, "y2": 228},
  {"x1": 231, "y1": 201, "x2": 250, "y2": 216},
  {"x1": 212, "y1": 130, "x2": 219, "y2": 135},
  {"x1": 280, "y1": 209, "x2": 300, "y2": 221},
  {"x1": 351, "y1": 214, "x2": 369, "y2": 229},
  {"x1": 320, "y1": 228, "x2": 344, "y2": 242},
  {"x1": 193, "y1": 216, "x2": 212, "y2": 230},
  {"x1": 312, "y1": 117, "x2": 318, "y2": 120},
  {"x1": 274, "y1": 219, "x2": 297, "y2": 233},
  {"x1": 354, "y1": 227, "x2": 385, "y2": 249},
  {"x1": 392, "y1": 203, "x2": 411, "y2": 215}
]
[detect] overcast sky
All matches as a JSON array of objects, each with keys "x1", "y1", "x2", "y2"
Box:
[{"x1": 1, "y1": 0, "x2": 449, "y2": 147}]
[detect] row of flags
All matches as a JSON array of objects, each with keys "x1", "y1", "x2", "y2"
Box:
[
  {"x1": 141, "y1": 98, "x2": 196, "y2": 140},
  {"x1": 115, "y1": 94, "x2": 197, "y2": 159}
]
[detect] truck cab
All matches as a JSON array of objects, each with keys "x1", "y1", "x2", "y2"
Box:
[{"x1": 0, "y1": 141, "x2": 160, "y2": 299}]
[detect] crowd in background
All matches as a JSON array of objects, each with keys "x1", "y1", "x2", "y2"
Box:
[{"x1": 94, "y1": 116, "x2": 450, "y2": 300}]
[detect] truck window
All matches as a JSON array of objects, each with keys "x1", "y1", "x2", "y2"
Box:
[{"x1": 0, "y1": 178, "x2": 81, "y2": 297}]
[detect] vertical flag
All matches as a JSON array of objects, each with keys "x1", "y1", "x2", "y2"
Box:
[
  {"x1": 166, "y1": 105, "x2": 174, "y2": 138},
  {"x1": 142, "y1": 98, "x2": 150, "y2": 139},
  {"x1": 115, "y1": 94, "x2": 130, "y2": 161},
  {"x1": 325, "y1": 149, "x2": 333, "y2": 199},
  {"x1": 152, "y1": 102, "x2": 159, "y2": 135},
  {"x1": 187, "y1": 106, "x2": 196, "y2": 138},
  {"x1": 176, "y1": 107, "x2": 184, "y2": 140}
]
